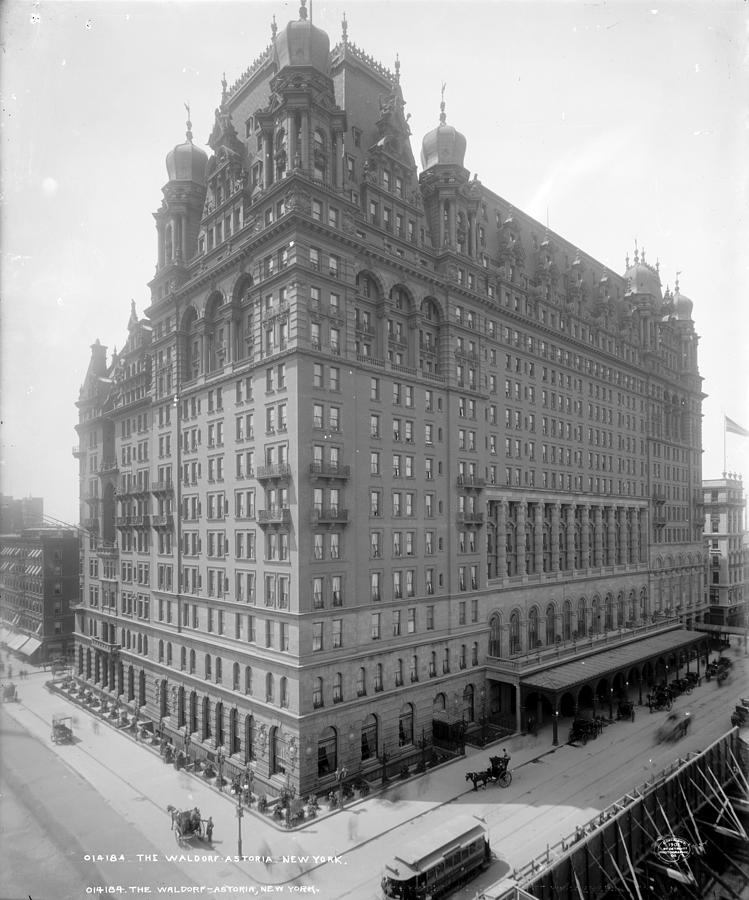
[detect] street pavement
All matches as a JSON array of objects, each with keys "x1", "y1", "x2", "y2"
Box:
[
  {"x1": 0, "y1": 641, "x2": 746, "y2": 899},
  {"x1": 0, "y1": 659, "x2": 543, "y2": 897}
]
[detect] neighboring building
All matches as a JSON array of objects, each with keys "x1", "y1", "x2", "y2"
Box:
[
  {"x1": 0, "y1": 527, "x2": 79, "y2": 662},
  {"x1": 0, "y1": 494, "x2": 44, "y2": 534},
  {"x1": 73, "y1": 5, "x2": 707, "y2": 794},
  {"x1": 703, "y1": 474, "x2": 747, "y2": 634}
]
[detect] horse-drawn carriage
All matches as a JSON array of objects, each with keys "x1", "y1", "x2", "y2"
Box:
[
  {"x1": 656, "y1": 711, "x2": 691, "y2": 743},
  {"x1": 569, "y1": 718, "x2": 598, "y2": 745},
  {"x1": 51, "y1": 714, "x2": 74, "y2": 744},
  {"x1": 706, "y1": 657, "x2": 732, "y2": 683},
  {"x1": 647, "y1": 689, "x2": 673, "y2": 712},
  {"x1": 168, "y1": 805, "x2": 204, "y2": 844},
  {"x1": 616, "y1": 699, "x2": 634, "y2": 720},
  {"x1": 465, "y1": 754, "x2": 512, "y2": 790}
]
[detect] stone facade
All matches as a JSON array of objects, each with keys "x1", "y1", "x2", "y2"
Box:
[{"x1": 73, "y1": 7, "x2": 707, "y2": 796}]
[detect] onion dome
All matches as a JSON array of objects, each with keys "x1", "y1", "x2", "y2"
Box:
[
  {"x1": 420, "y1": 84, "x2": 467, "y2": 170},
  {"x1": 274, "y1": 1, "x2": 330, "y2": 74},
  {"x1": 623, "y1": 245, "x2": 662, "y2": 301},
  {"x1": 166, "y1": 108, "x2": 208, "y2": 185},
  {"x1": 673, "y1": 273, "x2": 693, "y2": 320}
]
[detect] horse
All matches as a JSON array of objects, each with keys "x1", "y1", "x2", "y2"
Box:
[
  {"x1": 465, "y1": 769, "x2": 491, "y2": 791},
  {"x1": 168, "y1": 805, "x2": 202, "y2": 839}
]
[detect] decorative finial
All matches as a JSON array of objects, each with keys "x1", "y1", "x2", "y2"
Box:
[
  {"x1": 633, "y1": 239, "x2": 639, "y2": 265},
  {"x1": 271, "y1": 14, "x2": 277, "y2": 39},
  {"x1": 641, "y1": 247, "x2": 646, "y2": 264},
  {"x1": 299, "y1": 0, "x2": 308, "y2": 22},
  {"x1": 655, "y1": 258, "x2": 660, "y2": 274},
  {"x1": 625, "y1": 252, "x2": 630, "y2": 268},
  {"x1": 221, "y1": 72, "x2": 228, "y2": 105},
  {"x1": 675, "y1": 270, "x2": 681, "y2": 292},
  {"x1": 184, "y1": 102, "x2": 193, "y2": 142},
  {"x1": 439, "y1": 82, "x2": 446, "y2": 126},
  {"x1": 341, "y1": 11, "x2": 347, "y2": 44},
  {"x1": 395, "y1": 53, "x2": 400, "y2": 84}
]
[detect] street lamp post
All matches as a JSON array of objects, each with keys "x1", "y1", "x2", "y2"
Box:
[
  {"x1": 479, "y1": 687, "x2": 487, "y2": 744},
  {"x1": 608, "y1": 688, "x2": 613, "y2": 721},
  {"x1": 236, "y1": 793, "x2": 244, "y2": 857},
  {"x1": 216, "y1": 747, "x2": 225, "y2": 792},
  {"x1": 418, "y1": 729, "x2": 427, "y2": 769},
  {"x1": 334, "y1": 766, "x2": 348, "y2": 806}
]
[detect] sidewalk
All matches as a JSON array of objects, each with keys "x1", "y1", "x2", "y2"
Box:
[{"x1": 0, "y1": 660, "x2": 558, "y2": 890}]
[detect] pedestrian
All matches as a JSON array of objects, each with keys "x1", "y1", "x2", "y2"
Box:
[
  {"x1": 630, "y1": 706, "x2": 635, "y2": 723},
  {"x1": 205, "y1": 817, "x2": 214, "y2": 842}
]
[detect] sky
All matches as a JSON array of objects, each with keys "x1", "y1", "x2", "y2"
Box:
[{"x1": 1, "y1": 0, "x2": 748, "y2": 524}]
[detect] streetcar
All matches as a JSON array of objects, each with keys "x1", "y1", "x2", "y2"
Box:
[{"x1": 381, "y1": 816, "x2": 491, "y2": 899}]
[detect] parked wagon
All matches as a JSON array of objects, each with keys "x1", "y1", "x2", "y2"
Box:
[
  {"x1": 51, "y1": 714, "x2": 74, "y2": 744},
  {"x1": 616, "y1": 699, "x2": 635, "y2": 720},
  {"x1": 647, "y1": 690, "x2": 673, "y2": 713},
  {"x1": 569, "y1": 718, "x2": 597, "y2": 745},
  {"x1": 167, "y1": 805, "x2": 204, "y2": 844}
]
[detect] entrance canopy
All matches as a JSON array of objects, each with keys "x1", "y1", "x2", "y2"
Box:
[{"x1": 521, "y1": 630, "x2": 705, "y2": 694}]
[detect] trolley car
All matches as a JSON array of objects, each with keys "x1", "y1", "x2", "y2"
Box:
[{"x1": 381, "y1": 816, "x2": 490, "y2": 899}]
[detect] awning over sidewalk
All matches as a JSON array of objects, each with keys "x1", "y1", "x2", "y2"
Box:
[
  {"x1": 521, "y1": 630, "x2": 705, "y2": 694},
  {"x1": 17, "y1": 636, "x2": 42, "y2": 657},
  {"x1": 7, "y1": 633, "x2": 29, "y2": 651}
]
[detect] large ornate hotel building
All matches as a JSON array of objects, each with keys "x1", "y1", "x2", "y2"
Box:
[{"x1": 74, "y1": 4, "x2": 707, "y2": 794}]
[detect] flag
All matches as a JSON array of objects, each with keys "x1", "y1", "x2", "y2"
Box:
[{"x1": 725, "y1": 416, "x2": 749, "y2": 438}]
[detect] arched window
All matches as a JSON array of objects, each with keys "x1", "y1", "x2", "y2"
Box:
[
  {"x1": 591, "y1": 597, "x2": 601, "y2": 634},
  {"x1": 616, "y1": 593, "x2": 625, "y2": 626},
  {"x1": 205, "y1": 654, "x2": 212, "y2": 680},
  {"x1": 166, "y1": 642, "x2": 172, "y2": 666},
  {"x1": 318, "y1": 726, "x2": 337, "y2": 777},
  {"x1": 333, "y1": 672, "x2": 343, "y2": 703},
  {"x1": 202, "y1": 696, "x2": 211, "y2": 740},
  {"x1": 489, "y1": 614, "x2": 501, "y2": 656},
  {"x1": 361, "y1": 714, "x2": 378, "y2": 761},
  {"x1": 215, "y1": 657, "x2": 222, "y2": 684},
  {"x1": 528, "y1": 607, "x2": 539, "y2": 648},
  {"x1": 266, "y1": 672, "x2": 274, "y2": 703},
  {"x1": 233, "y1": 662, "x2": 240, "y2": 691},
  {"x1": 270, "y1": 725, "x2": 286, "y2": 775},
  {"x1": 189, "y1": 649, "x2": 196, "y2": 674},
  {"x1": 280, "y1": 676, "x2": 288, "y2": 708},
  {"x1": 215, "y1": 701, "x2": 224, "y2": 746},
  {"x1": 563, "y1": 599, "x2": 572, "y2": 641},
  {"x1": 545, "y1": 603, "x2": 556, "y2": 645},
  {"x1": 510, "y1": 609, "x2": 521, "y2": 654},
  {"x1": 245, "y1": 665, "x2": 252, "y2": 694},
  {"x1": 398, "y1": 704, "x2": 414, "y2": 746},
  {"x1": 181, "y1": 646, "x2": 187, "y2": 671},
  {"x1": 577, "y1": 597, "x2": 587, "y2": 637},
  {"x1": 357, "y1": 667, "x2": 366, "y2": 696},
  {"x1": 604, "y1": 594, "x2": 613, "y2": 631},
  {"x1": 158, "y1": 639, "x2": 164, "y2": 662}
]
